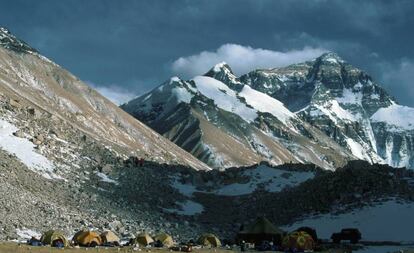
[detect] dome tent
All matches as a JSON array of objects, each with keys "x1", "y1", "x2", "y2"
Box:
[
  {"x1": 282, "y1": 231, "x2": 315, "y2": 251},
  {"x1": 100, "y1": 230, "x2": 120, "y2": 246},
  {"x1": 131, "y1": 233, "x2": 154, "y2": 246},
  {"x1": 72, "y1": 230, "x2": 102, "y2": 247},
  {"x1": 198, "y1": 233, "x2": 221, "y2": 247},
  {"x1": 237, "y1": 217, "x2": 284, "y2": 245},
  {"x1": 40, "y1": 230, "x2": 68, "y2": 247},
  {"x1": 153, "y1": 232, "x2": 174, "y2": 247}
]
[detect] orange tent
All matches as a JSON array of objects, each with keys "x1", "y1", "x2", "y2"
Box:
[{"x1": 72, "y1": 231, "x2": 102, "y2": 247}]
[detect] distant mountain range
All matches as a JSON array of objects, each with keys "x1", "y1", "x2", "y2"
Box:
[
  {"x1": 1, "y1": 26, "x2": 414, "y2": 243},
  {"x1": 122, "y1": 52, "x2": 414, "y2": 170}
]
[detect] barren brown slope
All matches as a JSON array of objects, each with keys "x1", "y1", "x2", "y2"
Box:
[
  {"x1": 192, "y1": 109, "x2": 299, "y2": 168},
  {"x1": 0, "y1": 47, "x2": 210, "y2": 170}
]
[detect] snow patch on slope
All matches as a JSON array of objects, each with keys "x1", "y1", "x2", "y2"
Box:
[
  {"x1": 283, "y1": 199, "x2": 414, "y2": 242},
  {"x1": 337, "y1": 88, "x2": 363, "y2": 105},
  {"x1": 171, "y1": 176, "x2": 199, "y2": 197},
  {"x1": 310, "y1": 100, "x2": 360, "y2": 124},
  {"x1": 193, "y1": 76, "x2": 295, "y2": 125},
  {"x1": 371, "y1": 103, "x2": 414, "y2": 131},
  {"x1": 16, "y1": 228, "x2": 41, "y2": 240},
  {"x1": 0, "y1": 119, "x2": 59, "y2": 180},
  {"x1": 193, "y1": 76, "x2": 257, "y2": 122},
  {"x1": 164, "y1": 200, "x2": 204, "y2": 216},
  {"x1": 215, "y1": 165, "x2": 314, "y2": 196},
  {"x1": 95, "y1": 172, "x2": 118, "y2": 185},
  {"x1": 346, "y1": 138, "x2": 371, "y2": 161},
  {"x1": 239, "y1": 85, "x2": 294, "y2": 124}
]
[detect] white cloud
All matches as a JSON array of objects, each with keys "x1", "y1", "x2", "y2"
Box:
[
  {"x1": 86, "y1": 82, "x2": 136, "y2": 105},
  {"x1": 171, "y1": 43, "x2": 327, "y2": 77}
]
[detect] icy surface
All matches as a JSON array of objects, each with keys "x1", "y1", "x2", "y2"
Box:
[
  {"x1": 0, "y1": 119, "x2": 58, "y2": 179},
  {"x1": 171, "y1": 176, "x2": 198, "y2": 197},
  {"x1": 346, "y1": 137, "x2": 370, "y2": 161},
  {"x1": 215, "y1": 165, "x2": 314, "y2": 196},
  {"x1": 310, "y1": 100, "x2": 359, "y2": 124},
  {"x1": 355, "y1": 246, "x2": 414, "y2": 253},
  {"x1": 164, "y1": 200, "x2": 204, "y2": 216},
  {"x1": 16, "y1": 228, "x2": 41, "y2": 240},
  {"x1": 371, "y1": 103, "x2": 414, "y2": 131},
  {"x1": 239, "y1": 85, "x2": 294, "y2": 124},
  {"x1": 95, "y1": 172, "x2": 118, "y2": 185},
  {"x1": 283, "y1": 200, "x2": 414, "y2": 242},
  {"x1": 337, "y1": 88, "x2": 363, "y2": 105},
  {"x1": 213, "y1": 62, "x2": 227, "y2": 72},
  {"x1": 193, "y1": 76, "x2": 257, "y2": 122}
]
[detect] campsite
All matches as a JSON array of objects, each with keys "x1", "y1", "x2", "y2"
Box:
[{"x1": 4, "y1": 217, "x2": 414, "y2": 253}]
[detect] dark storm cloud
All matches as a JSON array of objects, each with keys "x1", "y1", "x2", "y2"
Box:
[{"x1": 0, "y1": 0, "x2": 413, "y2": 105}]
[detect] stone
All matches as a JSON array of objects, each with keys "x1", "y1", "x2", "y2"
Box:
[
  {"x1": 9, "y1": 98, "x2": 21, "y2": 108},
  {"x1": 101, "y1": 164, "x2": 113, "y2": 174},
  {"x1": 35, "y1": 134, "x2": 45, "y2": 142},
  {"x1": 12, "y1": 130, "x2": 24, "y2": 138}
]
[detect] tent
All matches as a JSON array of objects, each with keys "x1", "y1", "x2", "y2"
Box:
[
  {"x1": 40, "y1": 230, "x2": 68, "y2": 247},
  {"x1": 296, "y1": 227, "x2": 318, "y2": 242},
  {"x1": 72, "y1": 230, "x2": 102, "y2": 247},
  {"x1": 282, "y1": 231, "x2": 314, "y2": 251},
  {"x1": 100, "y1": 231, "x2": 120, "y2": 246},
  {"x1": 237, "y1": 217, "x2": 284, "y2": 245},
  {"x1": 153, "y1": 232, "x2": 174, "y2": 247},
  {"x1": 197, "y1": 233, "x2": 221, "y2": 247},
  {"x1": 132, "y1": 233, "x2": 154, "y2": 246}
]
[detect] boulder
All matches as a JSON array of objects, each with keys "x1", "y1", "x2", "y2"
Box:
[
  {"x1": 12, "y1": 130, "x2": 25, "y2": 138},
  {"x1": 27, "y1": 107, "x2": 41, "y2": 118},
  {"x1": 8, "y1": 98, "x2": 21, "y2": 109},
  {"x1": 101, "y1": 164, "x2": 114, "y2": 174}
]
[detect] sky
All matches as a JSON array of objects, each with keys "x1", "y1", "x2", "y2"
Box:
[{"x1": 0, "y1": 0, "x2": 413, "y2": 106}]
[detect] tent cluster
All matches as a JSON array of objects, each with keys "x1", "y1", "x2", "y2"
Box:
[
  {"x1": 237, "y1": 217, "x2": 316, "y2": 252},
  {"x1": 27, "y1": 218, "x2": 319, "y2": 252},
  {"x1": 31, "y1": 230, "x2": 221, "y2": 249},
  {"x1": 29, "y1": 230, "x2": 121, "y2": 248},
  {"x1": 28, "y1": 229, "x2": 225, "y2": 250}
]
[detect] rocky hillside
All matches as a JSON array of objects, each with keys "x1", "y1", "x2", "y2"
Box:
[
  {"x1": 0, "y1": 27, "x2": 210, "y2": 171},
  {"x1": 0, "y1": 27, "x2": 213, "y2": 240},
  {"x1": 123, "y1": 53, "x2": 414, "y2": 170}
]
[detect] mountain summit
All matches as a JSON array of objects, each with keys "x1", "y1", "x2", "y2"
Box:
[
  {"x1": 123, "y1": 53, "x2": 414, "y2": 170},
  {"x1": 0, "y1": 27, "x2": 37, "y2": 53}
]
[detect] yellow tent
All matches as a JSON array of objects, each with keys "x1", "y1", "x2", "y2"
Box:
[
  {"x1": 282, "y1": 231, "x2": 314, "y2": 251},
  {"x1": 153, "y1": 232, "x2": 174, "y2": 247},
  {"x1": 100, "y1": 231, "x2": 120, "y2": 245},
  {"x1": 72, "y1": 230, "x2": 102, "y2": 247},
  {"x1": 132, "y1": 233, "x2": 154, "y2": 246},
  {"x1": 40, "y1": 230, "x2": 68, "y2": 247},
  {"x1": 198, "y1": 233, "x2": 221, "y2": 247}
]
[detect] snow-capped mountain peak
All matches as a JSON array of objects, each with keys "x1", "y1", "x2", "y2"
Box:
[
  {"x1": 317, "y1": 52, "x2": 345, "y2": 64},
  {"x1": 204, "y1": 62, "x2": 242, "y2": 89},
  {"x1": 213, "y1": 61, "x2": 232, "y2": 73},
  {"x1": 123, "y1": 52, "x2": 414, "y2": 170}
]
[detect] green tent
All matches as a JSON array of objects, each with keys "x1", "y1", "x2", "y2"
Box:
[
  {"x1": 131, "y1": 233, "x2": 154, "y2": 246},
  {"x1": 153, "y1": 232, "x2": 174, "y2": 247},
  {"x1": 237, "y1": 217, "x2": 284, "y2": 245},
  {"x1": 197, "y1": 233, "x2": 221, "y2": 247},
  {"x1": 40, "y1": 230, "x2": 69, "y2": 247}
]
